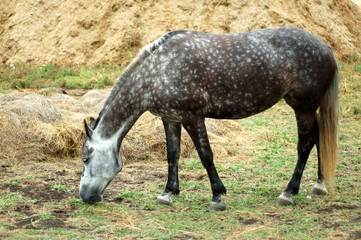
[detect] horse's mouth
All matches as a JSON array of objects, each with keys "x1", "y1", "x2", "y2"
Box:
[{"x1": 80, "y1": 192, "x2": 103, "y2": 203}]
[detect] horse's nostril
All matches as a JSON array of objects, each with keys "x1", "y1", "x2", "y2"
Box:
[
  {"x1": 80, "y1": 193, "x2": 102, "y2": 203},
  {"x1": 79, "y1": 184, "x2": 103, "y2": 203},
  {"x1": 90, "y1": 194, "x2": 103, "y2": 203}
]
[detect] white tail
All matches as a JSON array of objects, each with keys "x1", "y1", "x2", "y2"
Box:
[{"x1": 319, "y1": 66, "x2": 339, "y2": 190}]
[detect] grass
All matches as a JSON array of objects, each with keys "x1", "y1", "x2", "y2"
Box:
[
  {"x1": 0, "y1": 192, "x2": 23, "y2": 210},
  {"x1": 0, "y1": 64, "x2": 122, "y2": 92},
  {"x1": 0, "y1": 60, "x2": 360, "y2": 239},
  {"x1": 51, "y1": 184, "x2": 72, "y2": 192}
]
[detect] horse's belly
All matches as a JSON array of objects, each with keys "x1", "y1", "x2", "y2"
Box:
[
  {"x1": 205, "y1": 103, "x2": 274, "y2": 119},
  {"x1": 203, "y1": 89, "x2": 284, "y2": 119},
  {"x1": 149, "y1": 109, "x2": 181, "y2": 122},
  {"x1": 150, "y1": 89, "x2": 283, "y2": 121}
]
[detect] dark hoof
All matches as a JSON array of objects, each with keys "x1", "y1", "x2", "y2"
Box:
[
  {"x1": 208, "y1": 201, "x2": 226, "y2": 211},
  {"x1": 276, "y1": 192, "x2": 293, "y2": 206},
  {"x1": 154, "y1": 193, "x2": 172, "y2": 205}
]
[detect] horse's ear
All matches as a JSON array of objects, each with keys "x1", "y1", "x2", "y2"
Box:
[
  {"x1": 90, "y1": 117, "x2": 96, "y2": 129},
  {"x1": 84, "y1": 119, "x2": 93, "y2": 139}
]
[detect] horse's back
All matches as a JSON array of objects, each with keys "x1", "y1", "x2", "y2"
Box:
[{"x1": 147, "y1": 27, "x2": 337, "y2": 120}]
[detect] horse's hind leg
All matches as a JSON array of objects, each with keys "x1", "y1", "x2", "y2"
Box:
[
  {"x1": 154, "y1": 120, "x2": 182, "y2": 205},
  {"x1": 276, "y1": 111, "x2": 318, "y2": 206},
  {"x1": 182, "y1": 117, "x2": 227, "y2": 211},
  {"x1": 310, "y1": 113, "x2": 328, "y2": 196}
]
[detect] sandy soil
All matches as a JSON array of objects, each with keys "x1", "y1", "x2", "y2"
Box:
[{"x1": 1, "y1": 0, "x2": 361, "y2": 66}]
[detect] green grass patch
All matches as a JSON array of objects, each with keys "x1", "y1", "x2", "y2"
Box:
[
  {"x1": 51, "y1": 184, "x2": 72, "y2": 192},
  {"x1": 0, "y1": 64, "x2": 122, "y2": 92},
  {"x1": 0, "y1": 192, "x2": 24, "y2": 210}
]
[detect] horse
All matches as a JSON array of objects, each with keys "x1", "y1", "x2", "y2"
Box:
[{"x1": 79, "y1": 27, "x2": 338, "y2": 211}]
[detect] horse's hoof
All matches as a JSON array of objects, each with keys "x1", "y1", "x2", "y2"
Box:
[
  {"x1": 310, "y1": 181, "x2": 328, "y2": 196},
  {"x1": 208, "y1": 201, "x2": 226, "y2": 211},
  {"x1": 276, "y1": 192, "x2": 293, "y2": 206},
  {"x1": 154, "y1": 193, "x2": 172, "y2": 205}
]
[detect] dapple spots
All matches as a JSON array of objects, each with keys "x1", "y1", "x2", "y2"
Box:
[{"x1": 80, "y1": 27, "x2": 338, "y2": 210}]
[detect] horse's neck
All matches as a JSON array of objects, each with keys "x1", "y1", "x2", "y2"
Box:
[{"x1": 95, "y1": 75, "x2": 146, "y2": 144}]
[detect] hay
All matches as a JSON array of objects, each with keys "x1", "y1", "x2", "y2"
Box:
[
  {"x1": 0, "y1": 93, "x2": 65, "y2": 125},
  {"x1": 79, "y1": 89, "x2": 109, "y2": 112},
  {"x1": 122, "y1": 113, "x2": 249, "y2": 164},
  {"x1": 0, "y1": 89, "x2": 248, "y2": 164},
  {"x1": 1, "y1": 0, "x2": 361, "y2": 65},
  {"x1": 49, "y1": 94, "x2": 87, "y2": 113},
  {"x1": 32, "y1": 122, "x2": 84, "y2": 160},
  {"x1": 0, "y1": 93, "x2": 75, "y2": 161}
]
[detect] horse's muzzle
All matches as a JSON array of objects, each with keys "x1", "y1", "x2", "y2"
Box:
[{"x1": 79, "y1": 185, "x2": 103, "y2": 203}]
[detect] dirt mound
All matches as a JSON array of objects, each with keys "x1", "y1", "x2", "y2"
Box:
[
  {"x1": 1, "y1": 0, "x2": 360, "y2": 66},
  {"x1": 0, "y1": 89, "x2": 249, "y2": 163}
]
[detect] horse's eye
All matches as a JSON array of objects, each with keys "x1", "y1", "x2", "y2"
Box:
[{"x1": 82, "y1": 157, "x2": 89, "y2": 163}]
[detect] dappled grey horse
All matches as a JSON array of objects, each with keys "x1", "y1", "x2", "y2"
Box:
[{"x1": 79, "y1": 27, "x2": 338, "y2": 210}]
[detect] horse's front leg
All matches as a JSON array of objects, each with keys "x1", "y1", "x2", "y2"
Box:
[
  {"x1": 154, "y1": 120, "x2": 182, "y2": 205},
  {"x1": 182, "y1": 117, "x2": 227, "y2": 211}
]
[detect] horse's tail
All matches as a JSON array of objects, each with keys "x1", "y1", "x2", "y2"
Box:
[{"x1": 319, "y1": 61, "x2": 339, "y2": 190}]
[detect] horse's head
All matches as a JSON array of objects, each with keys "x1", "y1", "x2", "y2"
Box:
[{"x1": 79, "y1": 118, "x2": 123, "y2": 203}]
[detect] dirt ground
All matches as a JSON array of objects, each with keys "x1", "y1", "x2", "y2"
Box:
[
  {"x1": 0, "y1": 160, "x2": 149, "y2": 229},
  {"x1": 0, "y1": 161, "x2": 81, "y2": 230},
  {"x1": 1, "y1": 0, "x2": 361, "y2": 66},
  {"x1": 0, "y1": 159, "x2": 207, "y2": 231},
  {"x1": 1, "y1": 160, "x2": 360, "y2": 237}
]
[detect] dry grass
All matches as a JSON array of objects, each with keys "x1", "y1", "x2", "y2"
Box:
[
  {"x1": 0, "y1": 91, "x2": 90, "y2": 162},
  {"x1": 0, "y1": 88, "x2": 250, "y2": 164}
]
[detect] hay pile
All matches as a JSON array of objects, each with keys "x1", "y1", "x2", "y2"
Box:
[
  {"x1": 1, "y1": 0, "x2": 360, "y2": 65},
  {"x1": 0, "y1": 89, "x2": 249, "y2": 163},
  {"x1": 0, "y1": 93, "x2": 82, "y2": 161}
]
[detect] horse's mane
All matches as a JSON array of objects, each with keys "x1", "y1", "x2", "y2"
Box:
[{"x1": 93, "y1": 30, "x2": 187, "y2": 128}]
